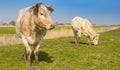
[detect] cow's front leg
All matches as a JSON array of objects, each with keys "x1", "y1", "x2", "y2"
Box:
[
  {"x1": 22, "y1": 36, "x2": 32, "y2": 67},
  {"x1": 34, "y1": 30, "x2": 46, "y2": 65},
  {"x1": 34, "y1": 42, "x2": 41, "y2": 66},
  {"x1": 34, "y1": 38, "x2": 43, "y2": 66},
  {"x1": 87, "y1": 38, "x2": 92, "y2": 45}
]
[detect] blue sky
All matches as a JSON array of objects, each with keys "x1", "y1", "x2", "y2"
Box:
[{"x1": 0, "y1": 0, "x2": 120, "y2": 25}]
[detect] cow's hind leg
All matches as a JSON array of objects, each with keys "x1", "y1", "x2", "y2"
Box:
[
  {"x1": 74, "y1": 30, "x2": 81, "y2": 45},
  {"x1": 23, "y1": 49, "x2": 26, "y2": 59},
  {"x1": 73, "y1": 30, "x2": 79, "y2": 45},
  {"x1": 75, "y1": 35, "x2": 80, "y2": 45},
  {"x1": 22, "y1": 36, "x2": 32, "y2": 67}
]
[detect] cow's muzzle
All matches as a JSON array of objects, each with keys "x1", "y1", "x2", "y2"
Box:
[{"x1": 49, "y1": 24, "x2": 56, "y2": 30}]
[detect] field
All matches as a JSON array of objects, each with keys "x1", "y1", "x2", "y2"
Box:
[
  {"x1": 0, "y1": 26, "x2": 120, "y2": 70},
  {"x1": 0, "y1": 25, "x2": 116, "y2": 34}
]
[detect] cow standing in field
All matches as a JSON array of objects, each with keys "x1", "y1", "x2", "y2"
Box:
[
  {"x1": 71, "y1": 17, "x2": 99, "y2": 45},
  {"x1": 16, "y1": 3, "x2": 55, "y2": 67}
]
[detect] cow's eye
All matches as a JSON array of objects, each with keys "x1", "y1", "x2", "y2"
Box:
[{"x1": 40, "y1": 13, "x2": 44, "y2": 15}]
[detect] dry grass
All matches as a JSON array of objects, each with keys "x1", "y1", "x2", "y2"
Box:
[
  {"x1": 0, "y1": 26, "x2": 119, "y2": 46},
  {"x1": 0, "y1": 35, "x2": 21, "y2": 46},
  {"x1": 0, "y1": 29, "x2": 73, "y2": 46},
  {"x1": 45, "y1": 29, "x2": 74, "y2": 39},
  {"x1": 45, "y1": 26, "x2": 120, "y2": 39}
]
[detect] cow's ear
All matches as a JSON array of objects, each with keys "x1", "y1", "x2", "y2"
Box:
[
  {"x1": 34, "y1": 3, "x2": 43, "y2": 13},
  {"x1": 36, "y1": 3, "x2": 43, "y2": 8},
  {"x1": 34, "y1": 4, "x2": 39, "y2": 14},
  {"x1": 47, "y1": 6, "x2": 54, "y2": 13},
  {"x1": 29, "y1": 6, "x2": 35, "y2": 12}
]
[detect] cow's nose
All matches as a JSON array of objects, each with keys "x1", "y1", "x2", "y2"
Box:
[{"x1": 50, "y1": 24, "x2": 55, "y2": 29}]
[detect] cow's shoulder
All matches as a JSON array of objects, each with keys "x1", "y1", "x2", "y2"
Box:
[
  {"x1": 18, "y1": 7, "x2": 32, "y2": 17},
  {"x1": 17, "y1": 7, "x2": 34, "y2": 36}
]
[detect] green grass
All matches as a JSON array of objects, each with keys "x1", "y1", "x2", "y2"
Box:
[
  {"x1": 0, "y1": 27, "x2": 16, "y2": 34},
  {"x1": 0, "y1": 28, "x2": 120, "y2": 70},
  {"x1": 93, "y1": 25, "x2": 114, "y2": 28},
  {"x1": 0, "y1": 26, "x2": 71, "y2": 35},
  {"x1": 52, "y1": 25, "x2": 72, "y2": 31}
]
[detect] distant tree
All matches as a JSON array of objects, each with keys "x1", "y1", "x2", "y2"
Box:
[
  {"x1": 9, "y1": 20, "x2": 16, "y2": 25},
  {"x1": 92, "y1": 24, "x2": 96, "y2": 26},
  {"x1": 55, "y1": 22, "x2": 59, "y2": 24},
  {"x1": 66, "y1": 22, "x2": 70, "y2": 25},
  {"x1": 2, "y1": 23, "x2": 7, "y2": 25}
]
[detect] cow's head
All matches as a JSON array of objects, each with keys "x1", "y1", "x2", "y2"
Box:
[
  {"x1": 33, "y1": 3, "x2": 55, "y2": 30},
  {"x1": 92, "y1": 34, "x2": 99, "y2": 45}
]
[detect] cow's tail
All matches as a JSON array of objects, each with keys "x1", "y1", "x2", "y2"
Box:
[{"x1": 16, "y1": 16, "x2": 22, "y2": 39}]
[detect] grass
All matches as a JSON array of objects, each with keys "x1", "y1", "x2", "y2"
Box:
[
  {"x1": 93, "y1": 25, "x2": 115, "y2": 29},
  {"x1": 0, "y1": 27, "x2": 15, "y2": 34},
  {"x1": 0, "y1": 25, "x2": 71, "y2": 34},
  {"x1": 51, "y1": 25, "x2": 72, "y2": 31},
  {"x1": 0, "y1": 28, "x2": 120, "y2": 70}
]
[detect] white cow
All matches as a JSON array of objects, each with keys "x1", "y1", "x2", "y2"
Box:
[
  {"x1": 16, "y1": 3, "x2": 55, "y2": 67},
  {"x1": 71, "y1": 17, "x2": 99, "y2": 45}
]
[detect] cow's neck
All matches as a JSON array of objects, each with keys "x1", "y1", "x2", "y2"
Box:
[{"x1": 27, "y1": 16, "x2": 47, "y2": 45}]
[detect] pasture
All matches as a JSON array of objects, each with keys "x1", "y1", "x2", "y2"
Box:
[
  {"x1": 0, "y1": 25, "x2": 120, "y2": 70},
  {"x1": 0, "y1": 25, "x2": 116, "y2": 34}
]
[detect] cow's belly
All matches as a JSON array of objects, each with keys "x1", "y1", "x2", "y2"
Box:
[
  {"x1": 26, "y1": 36, "x2": 36, "y2": 45},
  {"x1": 26, "y1": 32, "x2": 38, "y2": 45}
]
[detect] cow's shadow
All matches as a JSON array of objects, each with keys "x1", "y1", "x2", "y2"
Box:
[
  {"x1": 70, "y1": 41, "x2": 89, "y2": 45},
  {"x1": 31, "y1": 51, "x2": 53, "y2": 64}
]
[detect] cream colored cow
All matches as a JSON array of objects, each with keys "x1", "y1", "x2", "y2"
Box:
[
  {"x1": 71, "y1": 17, "x2": 99, "y2": 45},
  {"x1": 16, "y1": 3, "x2": 55, "y2": 67}
]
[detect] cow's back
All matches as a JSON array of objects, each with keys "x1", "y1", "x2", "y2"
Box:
[
  {"x1": 71, "y1": 17, "x2": 97, "y2": 36},
  {"x1": 71, "y1": 17, "x2": 84, "y2": 31},
  {"x1": 84, "y1": 19, "x2": 97, "y2": 36}
]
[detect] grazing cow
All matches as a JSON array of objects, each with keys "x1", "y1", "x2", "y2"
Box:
[
  {"x1": 16, "y1": 3, "x2": 55, "y2": 67},
  {"x1": 71, "y1": 17, "x2": 99, "y2": 45}
]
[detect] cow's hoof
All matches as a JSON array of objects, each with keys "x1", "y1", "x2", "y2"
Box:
[
  {"x1": 26, "y1": 62, "x2": 31, "y2": 67},
  {"x1": 26, "y1": 64, "x2": 31, "y2": 67},
  {"x1": 75, "y1": 43, "x2": 79, "y2": 46},
  {"x1": 35, "y1": 61, "x2": 39, "y2": 66}
]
